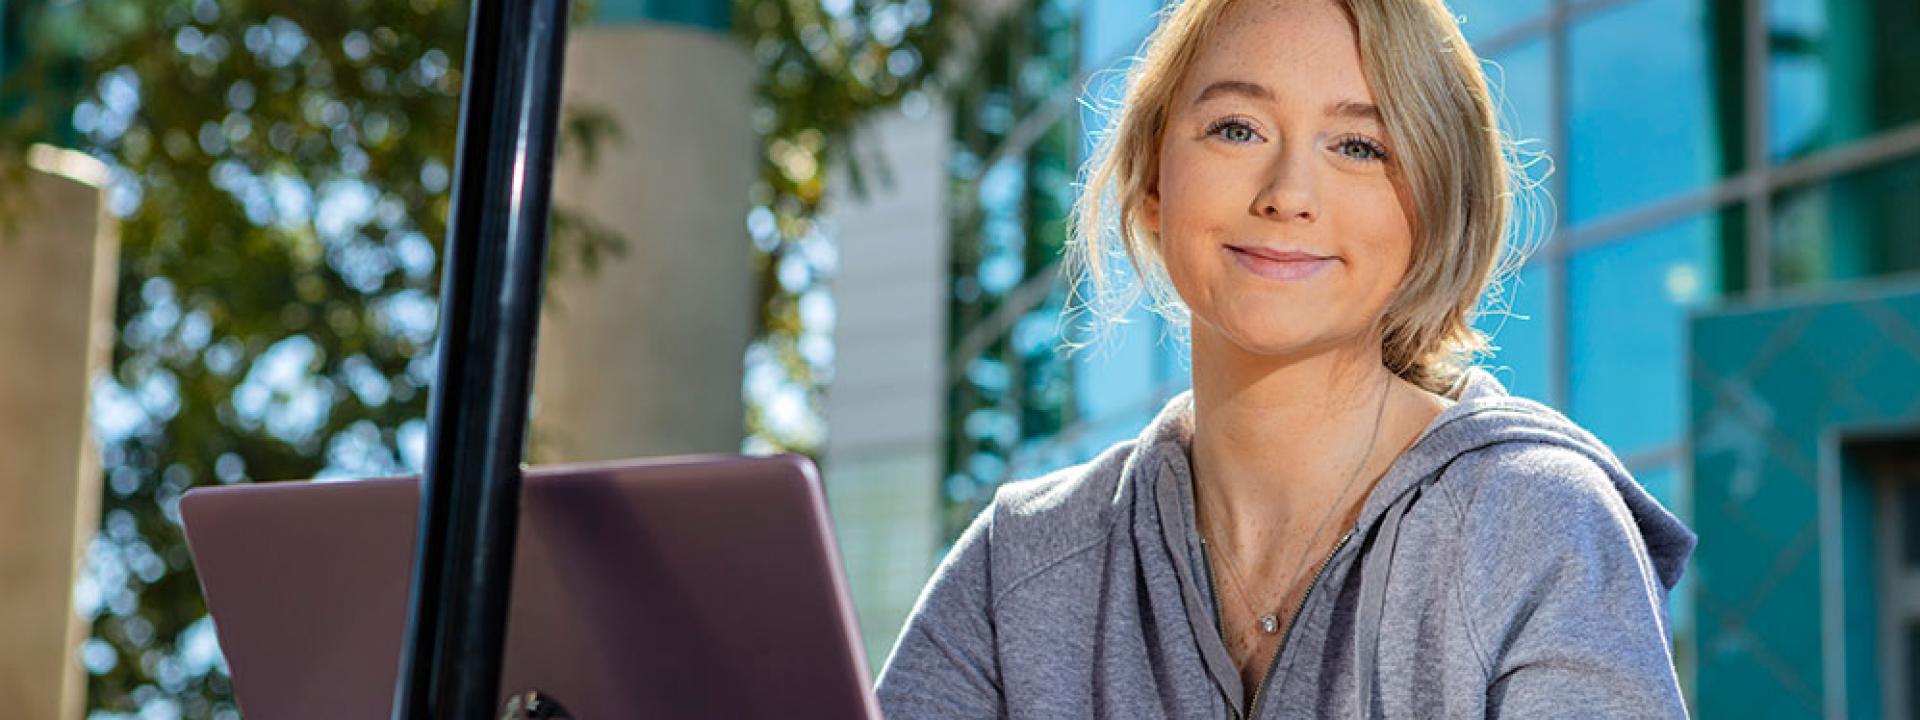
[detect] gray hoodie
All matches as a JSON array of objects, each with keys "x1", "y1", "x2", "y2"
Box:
[{"x1": 875, "y1": 366, "x2": 1695, "y2": 719}]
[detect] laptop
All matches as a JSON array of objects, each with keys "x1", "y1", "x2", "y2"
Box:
[{"x1": 180, "y1": 453, "x2": 882, "y2": 719}]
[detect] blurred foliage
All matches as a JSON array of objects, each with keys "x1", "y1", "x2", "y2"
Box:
[
  {"x1": 4, "y1": 0, "x2": 482, "y2": 714},
  {"x1": 0, "y1": 0, "x2": 973, "y2": 716},
  {"x1": 735, "y1": 0, "x2": 973, "y2": 455},
  {"x1": 940, "y1": 0, "x2": 1081, "y2": 539}
]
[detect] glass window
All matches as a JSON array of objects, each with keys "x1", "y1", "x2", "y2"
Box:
[
  {"x1": 1486, "y1": 37, "x2": 1554, "y2": 194},
  {"x1": 1771, "y1": 152, "x2": 1920, "y2": 289},
  {"x1": 1768, "y1": 0, "x2": 1920, "y2": 161},
  {"x1": 1567, "y1": 211, "x2": 1735, "y2": 458},
  {"x1": 1475, "y1": 261, "x2": 1553, "y2": 405},
  {"x1": 1081, "y1": 0, "x2": 1162, "y2": 67},
  {"x1": 1635, "y1": 462, "x2": 1678, "y2": 510},
  {"x1": 1568, "y1": 0, "x2": 1743, "y2": 225},
  {"x1": 1447, "y1": 0, "x2": 1550, "y2": 45},
  {"x1": 1070, "y1": 303, "x2": 1166, "y2": 424}
]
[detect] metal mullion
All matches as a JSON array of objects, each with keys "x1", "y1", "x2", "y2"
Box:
[
  {"x1": 1564, "y1": 180, "x2": 1747, "y2": 251},
  {"x1": 1476, "y1": 0, "x2": 1639, "y2": 58},
  {"x1": 1744, "y1": 0, "x2": 1773, "y2": 301},
  {"x1": 1559, "y1": 120, "x2": 1920, "y2": 254},
  {"x1": 1562, "y1": 0, "x2": 1639, "y2": 22},
  {"x1": 1475, "y1": 12, "x2": 1555, "y2": 58},
  {"x1": 1766, "y1": 121, "x2": 1920, "y2": 191}
]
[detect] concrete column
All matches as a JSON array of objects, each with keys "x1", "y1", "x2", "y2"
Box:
[
  {"x1": 0, "y1": 147, "x2": 117, "y2": 720},
  {"x1": 820, "y1": 105, "x2": 951, "y2": 672},
  {"x1": 528, "y1": 16, "x2": 756, "y2": 462}
]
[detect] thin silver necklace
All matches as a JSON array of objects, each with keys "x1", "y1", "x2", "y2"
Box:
[{"x1": 1200, "y1": 371, "x2": 1391, "y2": 635}]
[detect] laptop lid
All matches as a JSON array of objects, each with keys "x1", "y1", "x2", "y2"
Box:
[{"x1": 181, "y1": 453, "x2": 880, "y2": 719}]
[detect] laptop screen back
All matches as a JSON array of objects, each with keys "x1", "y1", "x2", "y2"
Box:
[{"x1": 181, "y1": 454, "x2": 879, "y2": 719}]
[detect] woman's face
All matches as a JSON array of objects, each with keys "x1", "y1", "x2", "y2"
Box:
[{"x1": 1142, "y1": 0, "x2": 1415, "y2": 361}]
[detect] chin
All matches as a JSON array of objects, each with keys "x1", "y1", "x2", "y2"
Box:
[{"x1": 1198, "y1": 309, "x2": 1330, "y2": 359}]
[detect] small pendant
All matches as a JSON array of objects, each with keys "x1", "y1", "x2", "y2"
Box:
[{"x1": 1259, "y1": 614, "x2": 1279, "y2": 634}]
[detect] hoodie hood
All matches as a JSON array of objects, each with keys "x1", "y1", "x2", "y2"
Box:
[
  {"x1": 1119, "y1": 365, "x2": 1697, "y2": 716},
  {"x1": 1129, "y1": 365, "x2": 1695, "y2": 593}
]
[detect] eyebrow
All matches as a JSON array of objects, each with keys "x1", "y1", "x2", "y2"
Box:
[
  {"x1": 1190, "y1": 79, "x2": 1383, "y2": 123},
  {"x1": 1325, "y1": 99, "x2": 1384, "y2": 123},
  {"x1": 1191, "y1": 79, "x2": 1273, "y2": 105}
]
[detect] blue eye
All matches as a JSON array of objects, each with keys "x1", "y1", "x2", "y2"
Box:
[
  {"x1": 1207, "y1": 118, "x2": 1262, "y2": 144},
  {"x1": 1333, "y1": 136, "x2": 1389, "y2": 162}
]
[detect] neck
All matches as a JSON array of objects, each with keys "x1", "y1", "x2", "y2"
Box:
[{"x1": 1186, "y1": 319, "x2": 1417, "y2": 568}]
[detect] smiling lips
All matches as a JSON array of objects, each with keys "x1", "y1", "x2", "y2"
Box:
[{"x1": 1225, "y1": 245, "x2": 1337, "y2": 281}]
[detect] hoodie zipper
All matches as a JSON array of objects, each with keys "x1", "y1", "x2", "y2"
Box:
[
  {"x1": 1208, "y1": 527, "x2": 1356, "y2": 720},
  {"x1": 1197, "y1": 536, "x2": 1235, "y2": 719}
]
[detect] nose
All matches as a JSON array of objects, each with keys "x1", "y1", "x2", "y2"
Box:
[{"x1": 1253, "y1": 143, "x2": 1319, "y2": 223}]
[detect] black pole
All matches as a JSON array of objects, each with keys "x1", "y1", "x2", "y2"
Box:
[{"x1": 391, "y1": 0, "x2": 571, "y2": 715}]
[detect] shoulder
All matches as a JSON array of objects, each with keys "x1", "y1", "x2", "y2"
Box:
[
  {"x1": 1430, "y1": 439, "x2": 1657, "y2": 598},
  {"x1": 1436, "y1": 440, "x2": 1634, "y2": 540},
  {"x1": 972, "y1": 438, "x2": 1138, "y2": 595},
  {"x1": 1424, "y1": 382, "x2": 1634, "y2": 532},
  {"x1": 1422, "y1": 442, "x2": 1686, "y2": 702},
  {"x1": 993, "y1": 438, "x2": 1135, "y2": 525}
]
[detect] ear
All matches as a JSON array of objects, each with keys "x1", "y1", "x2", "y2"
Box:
[{"x1": 1140, "y1": 185, "x2": 1162, "y2": 234}]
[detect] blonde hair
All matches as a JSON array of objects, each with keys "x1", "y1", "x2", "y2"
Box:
[{"x1": 1064, "y1": 0, "x2": 1545, "y2": 395}]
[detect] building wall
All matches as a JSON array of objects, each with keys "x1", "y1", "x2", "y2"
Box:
[
  {"x1": 821, "y1": 105, "x2": 952, "y2": 672},
  {"x1": 528, "y1": 13, "x2": 755, "y2": 463},
  {"x1": 0, "y1": 155, "x2": 117, "y2": 720}
]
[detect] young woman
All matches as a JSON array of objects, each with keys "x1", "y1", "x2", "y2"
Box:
[{"x1": 875, "y1": 0, "x2": 1695, "y2": 718}]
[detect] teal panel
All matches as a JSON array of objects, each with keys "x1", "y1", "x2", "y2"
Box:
[
  {"x1": 591, "y1": 0, "x2": 730, "y2": 31},
  {"x1": 1690, "y1": 279, "x2": 1920, "y2": 718},
  {"x1": 1841, "y1": 453, "x2": 1883, "y2": 720},
  {"x1": 1853, "y1": 340, "x2": 1920, "y2": 419},
  {"x1": 1689, "y1": 302, "x2": 1779, "y2": 388},
  {"x1": 1744, "y1": 543, "x2": 1826, "y2": 695},
  {"x1": 1696, "y1": 637, "x2": 1821, "y2": 717},
  {"x1": 1747, "y1": 320, "x2": 1843, "y2": 441}
]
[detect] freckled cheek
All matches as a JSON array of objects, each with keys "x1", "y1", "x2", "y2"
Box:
[
  {"x1": 1153, "y1": 195, "x2": 1234, "y2": 276},
  {"x1": 1160, "y1": 208, "x2": 1236, "y2": 262},
  {"x1": 1326, "y1": 185, "x2": 1417, "y2": 288},
  {"x1": 1158, "y1": 233, "x2": 1213, "y2": 297}
]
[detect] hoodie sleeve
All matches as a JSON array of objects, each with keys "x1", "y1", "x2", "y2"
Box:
[
  {"x1": 874, "y1": 501, "x2": 1004, "y2": 719},
  {"x1": 1449, "y1": 443, "x2": 1688, "y2": 719}
]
